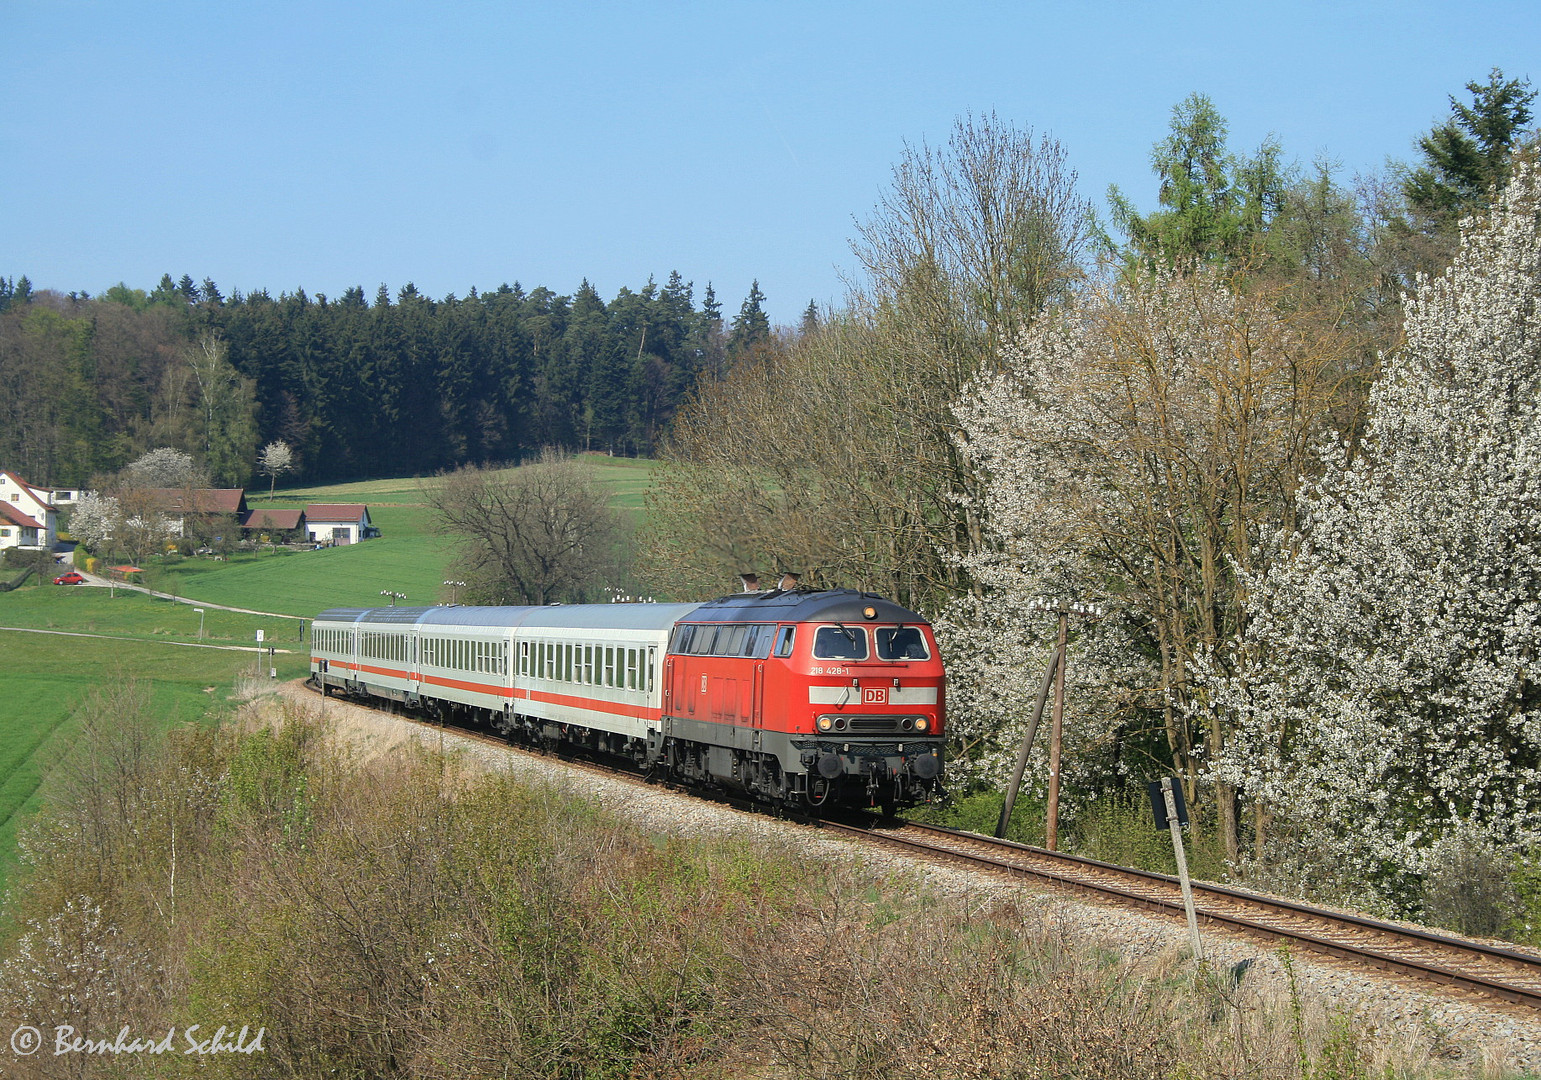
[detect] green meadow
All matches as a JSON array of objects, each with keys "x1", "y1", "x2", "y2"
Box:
[
  {"x1": 0, "y1": 456, "x2": 658, "y2": 886},
  {"x1": 0, "y1": 591, "x2": 310, "y2": 889}
]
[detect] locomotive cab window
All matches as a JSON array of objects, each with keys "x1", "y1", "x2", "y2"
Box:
[
  {"x1": 813, "y1": 625, "x2": 868, "y2": 661},
  {"x1": 773, "y1": 626, "x2": 795, "y2": 657},
  {"x1": 877, "y1": 626, "x2": 930, "y2": 661}
]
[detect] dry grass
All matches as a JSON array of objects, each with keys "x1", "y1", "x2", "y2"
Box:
[{"x1": 0, "y1": 692, "x2": 1522, "y2": 1079}]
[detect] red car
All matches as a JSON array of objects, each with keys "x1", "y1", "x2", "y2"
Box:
[{"x1": 53, "y1": 571, "x2": 85, "y2": 585}]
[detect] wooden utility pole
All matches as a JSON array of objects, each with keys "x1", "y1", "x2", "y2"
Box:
[
  {"x1": 1045, "y1": 603, "x2": 1070, "y2": 851},
  {"x1": 1021, "y1": 597, "x2": 1104, "y2": 852},
  {"x1": 996, "y1": 643, "x2": 1062, "y2": 839}
]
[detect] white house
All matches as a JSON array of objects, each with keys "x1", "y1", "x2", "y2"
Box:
[
  {"x1": 305, "y1": 503, "x2": 375, "y2": 546},
  {"x1": 0, "y1": 471, "x2": 59, "y2": 552}
]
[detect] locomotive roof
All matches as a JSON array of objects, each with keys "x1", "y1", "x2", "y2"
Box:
[
  {"x1": 683, "y1": 588, "x2": 927, "y2": 625},
  {"x1": 314, "y1": 602, "x2": 704, "y2": 632}
]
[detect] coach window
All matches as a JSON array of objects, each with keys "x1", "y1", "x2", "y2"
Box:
[
  {"x1": 583, "y1": 644, "x2": 594, "y2": 684},
  {"x1": 773, "y1": 626, "x2": 795, "y2": 658},
  {"x1": 647, "y1": 647, "x2": 656, "y2": 692},
  {"x1": 565, "y1": 642, "x2": 574, "y2": 682},
  {"x1": 627, "y1": 649, "x2": 638, "y2": 690},
  {"x1": 813, "y1": 625, "x2": 868, "y2": 661}
]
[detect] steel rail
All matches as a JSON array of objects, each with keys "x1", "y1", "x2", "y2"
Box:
[{"x1": 824, "y1": 819, "x2": 1541, "y2": 1011}]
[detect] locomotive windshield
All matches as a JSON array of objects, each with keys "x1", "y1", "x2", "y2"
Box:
[
  {"x1": 876, "y1": 626, "x2": 930, "y2": 660},
  {"x1": 813, "y1": 625, "x2": 868, "y2": 660}
]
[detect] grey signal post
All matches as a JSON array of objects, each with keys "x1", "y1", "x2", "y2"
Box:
[{"x1": 1157, "y1": 777, "x2": 1204, "y2": 962}]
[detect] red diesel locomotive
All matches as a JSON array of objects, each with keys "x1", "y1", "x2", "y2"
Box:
[{"x1": 310, "y1": 585, "x2": 946, "y2": 811}]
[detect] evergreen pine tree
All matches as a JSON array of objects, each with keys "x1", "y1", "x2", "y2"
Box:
[
  {"x1": 1404, "y1": 68, "x2": 1536, "y2": 229},
  {"x1": 727, "y1": 279, "x2": 770, "y2": 359}
]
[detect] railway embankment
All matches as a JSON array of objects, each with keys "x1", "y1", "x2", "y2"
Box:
[{"x1": 272, "y1": 681, "x2": 1541, "y2": 1076}]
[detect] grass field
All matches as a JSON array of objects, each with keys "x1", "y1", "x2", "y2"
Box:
[
  {"x1": 0, "y1": 600, "x2": 311, "y2": 889},
  {"x1": 0, "y1": 457, "x2": 660, "y2": 887},
  {"x1": 155, "y1": 455, "x2": 661, "y2": 616}
]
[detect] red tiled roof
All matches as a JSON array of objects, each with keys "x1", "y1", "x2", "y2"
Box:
[
  {"x1": 0, "y1": 502, "x2": 42, "y2": 529},
  {"x1": 305, "y1": 503, "x2": 368, "y2": 521},
  {"x1": 146, "y1": 488, "x2": 247, "y2": 514},
  {"x1": 240, "y1": 508, "x2": 305, "y2": 530}
]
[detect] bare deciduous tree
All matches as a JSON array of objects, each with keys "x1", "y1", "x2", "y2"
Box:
[
  {"x1": 428, "y1": 450, "x2": 626, "y2": 606},
  {"x1": 641, "y1": 114, "x2": 1096, "y2": 610}
]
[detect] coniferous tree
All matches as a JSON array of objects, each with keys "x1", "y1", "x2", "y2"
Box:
[
  {"x1": 1404, "y1": 69, "x2": 1536, "y2": 230},
  {"x1": 799, "y1": 300, "x2": 820, "y2": 335},
  {"x1": 727, "y1": 280, "x2": 770, "y2": 359},
  {"x1": 1108, "y1": 93, "x2": 1288, "y2": 269}
]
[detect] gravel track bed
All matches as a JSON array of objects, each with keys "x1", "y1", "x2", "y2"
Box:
[{"x1": 277, "y1": 684, "x2": 1541, "y2": 1075}]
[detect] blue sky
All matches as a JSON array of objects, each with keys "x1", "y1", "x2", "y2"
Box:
[{"x1": 3, "y1": 2, "x2": 1537, "y2": 325}]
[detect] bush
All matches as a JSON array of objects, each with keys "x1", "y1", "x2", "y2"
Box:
[
  {"x1": 909, "y1": 787, "x2": 1045, "y2": 845},
  {"x1": 1068, "y1": 792, "x2": 1229, "y2": 882},
  {"x1": 1419, "y1": 833, "x2": 1521, "y2": 938}
]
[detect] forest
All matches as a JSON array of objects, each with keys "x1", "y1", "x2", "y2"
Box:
[{"x1": 0, "y1": 268, "x2": 777, "y2": 487}]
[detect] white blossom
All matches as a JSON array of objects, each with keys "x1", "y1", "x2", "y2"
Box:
[
  {"x1": 1208, "y1": 167, "x2": 1541, "y2": 906},
  {"x1": 68, "y1": 491, "x2": 120, "y2": 551},
  {"x1": 124, "y1": 446, "x2": 199, "y2": 488},
  {"x1": 946, "y1": 267, "x2": 1336, "y2": 816}
]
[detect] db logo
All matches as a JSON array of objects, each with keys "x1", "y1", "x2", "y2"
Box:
[{"x1": 862, "y1": 687, "x2": 888, "y2": 705}]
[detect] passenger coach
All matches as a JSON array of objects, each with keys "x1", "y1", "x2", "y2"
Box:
[{"x1": 310, "y1": 586, "x2": 946, "y2": 811}]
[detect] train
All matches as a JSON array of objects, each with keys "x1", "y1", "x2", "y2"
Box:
[{"x1": 309, "y1": 582, "x2": 946, "y2": 811}]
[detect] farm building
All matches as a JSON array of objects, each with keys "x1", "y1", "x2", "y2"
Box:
[
  {"x1": 240, "y1": 506, "x2": 307, "y2": 540},
  {"x1": 144, "y1": 488, "x2": 248, "y2": 537},
  {"x1": 0, "y1": 471, "x2": 59, "y2": 551},
  {"x1": 306, "y1": 504, "x2": 375, "y2": 545}
]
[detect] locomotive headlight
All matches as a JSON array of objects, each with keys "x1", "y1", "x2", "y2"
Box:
[
  {"x1": 817, "y1": 715, "x2": 834, "y2": 732},
  {"x1": 914, "y1": 717, "x2": 930, "y2": 732}
]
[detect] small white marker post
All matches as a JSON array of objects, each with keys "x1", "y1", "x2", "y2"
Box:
[{"x1": 1154, "y1": 776, "x2": 1204, "y2": 962}]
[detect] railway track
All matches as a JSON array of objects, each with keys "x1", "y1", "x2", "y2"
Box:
[
  {"x1": 311, "y1": 683, "x2": 1541, "y2": 1015},
  {"x1": 824, "y1": 818, "x2": 1541, "y2": 1012}
]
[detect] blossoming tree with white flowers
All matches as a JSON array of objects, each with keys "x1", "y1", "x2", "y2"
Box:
[
  {"x1": 948, "y1": 268, "x2": 1345, "y2": 858},
  {"x1": 1209, "y1": 168, "x2": 1541, "y2": 908}
]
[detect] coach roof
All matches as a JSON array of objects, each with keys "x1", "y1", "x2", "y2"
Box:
[{"x1": 316, "y1": 602, "x2": 704, "y2": 632}]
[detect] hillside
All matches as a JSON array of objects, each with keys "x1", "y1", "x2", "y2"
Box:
[
  {"x1": 0, "y1": 456, "x2": 657, "y2": 889},
  {"x1": 151, "y1": 455, "x2": 657, "y2": 616}
]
